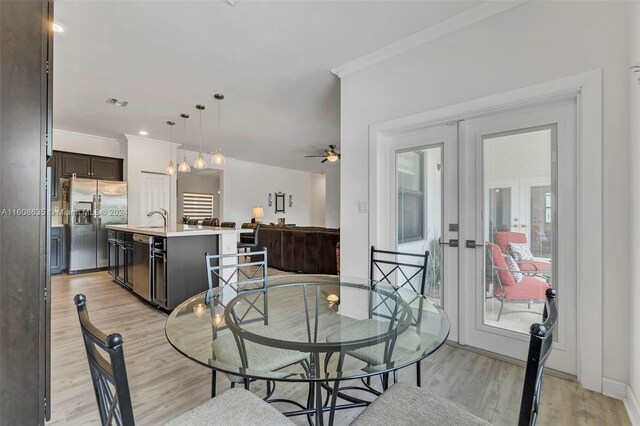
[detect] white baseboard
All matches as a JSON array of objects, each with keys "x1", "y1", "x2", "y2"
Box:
[
  {"x1": 603, "y1": 377, "x2": 629, "y2": 399},
  {"x1": 626, "y1": 385, "x2": 640, "y2": 426}
]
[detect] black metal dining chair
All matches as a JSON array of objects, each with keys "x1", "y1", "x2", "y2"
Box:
[
  {"x1": 220, "y1": 221, "x2": 236, "y2": 228},
  {"x1": 186, "y1": 219, "x2": 199, "y2": 225},
  {"x1": 203, "y1": 250, "x2": 309, "y2": 398},
  {"x1": 73, "y1": 294, "x2": 295, "y2": 426},
  {"x1": 351, "y1": 288, "x2": 558, "y2": 426},
  {"x1": 326, "y1": 246, "x2": 429, "y2": 390},
  {"x1": 205, "y1": 249, "x2": 268, "y2": 291}
]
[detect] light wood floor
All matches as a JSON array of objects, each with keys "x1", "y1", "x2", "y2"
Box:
[{"x1": 48, "y1": 271, "x2": 629, "y2": 425}]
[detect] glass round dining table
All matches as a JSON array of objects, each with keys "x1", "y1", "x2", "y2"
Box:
[{"x1": 165, "y1": 275, "x2": 450, "y2": 425}]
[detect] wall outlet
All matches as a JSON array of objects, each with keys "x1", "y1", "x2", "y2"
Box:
[{"x1": 358, "y1": 201, "x2": 368, "y2": 213}]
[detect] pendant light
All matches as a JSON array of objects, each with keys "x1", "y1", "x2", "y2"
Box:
[
  {"x1": 193, "y1": 104, "x2": 208, "y2": 169},
  {"x1": 211, "y1": 94, "x2": 226, "y2": 165},
  {"x1": 177, "y1": 113, "x2": 191, "y2": 173},
  {"x1": 165, "y1": 121, "x2": 176, "y2": 175}
]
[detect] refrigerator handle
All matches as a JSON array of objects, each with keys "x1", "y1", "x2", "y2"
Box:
[
  {"x1": 97, "y1": 194, "x2": 102, "y2": 229},
  {"x1": 92, "y1": 195, "x2": 97, "y2": 231}
]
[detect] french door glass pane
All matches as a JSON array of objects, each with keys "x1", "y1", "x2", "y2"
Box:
[
  {"x1": 397, "y1": 146, "x2": 443, "y2": 305},
  {"x1": 483, "y1": 128, "x2": 554, "y2": 334},
  {"x1": 488, "y1": 187, "x2": 511, "y2": 243},
  {"x1": 530, "y1": 185, "x2": 553, "y2": 258}
]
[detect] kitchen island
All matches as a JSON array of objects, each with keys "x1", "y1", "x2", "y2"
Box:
[{"x1": 106, "y1": 224, "x2": 252, "y2": 310}]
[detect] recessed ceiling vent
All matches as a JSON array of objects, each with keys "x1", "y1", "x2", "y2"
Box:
[{"x1": 106, "y1": 97, "x2": 128, "y2": 107}]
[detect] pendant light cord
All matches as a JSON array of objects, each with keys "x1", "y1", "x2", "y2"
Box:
[{"x1": 199, "y1": 108, "x2": 203, "y2": 154}]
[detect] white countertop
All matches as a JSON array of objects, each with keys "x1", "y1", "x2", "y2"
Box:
[{"x1": 106, "y1": 224, "x2": 252, "y2": 238}]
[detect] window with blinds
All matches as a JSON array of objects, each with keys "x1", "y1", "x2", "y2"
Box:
[
  {"x1": 397, "y1": 150, "x2": 425, "y2": 244},
  {"x1": 183, "y1": 192, "x2": 214, "y2": 220}
]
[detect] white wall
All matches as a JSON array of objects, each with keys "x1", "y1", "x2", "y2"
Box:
[
  {"x1": 340, "y1": 1, "x2": 630, "y2": 388},
  {"x1": 178, "y1": 149, "x2": 326, "y2": 227},
  {"x1": 311, "y1": 173, "x2": 326, "y2": 227},
  {"x1": 125, "y1": 135, "x2": 179, "y2": 225},
  {"x1": 628, "y1": 1, "x2": 640, "y2": 422},
  {"x1": 177, "y1": 172, "x2": 221, "y2": 220},
  {"x1": 53, "y1": 129, "x2": 125, "y2": 161},
  {"x1": 325, "y1": 167, "x2": 341, "y2": 228}
]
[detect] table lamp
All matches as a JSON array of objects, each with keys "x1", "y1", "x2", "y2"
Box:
[{"x1": 252, "y1": 205, "x2": 264, "y2": 223}]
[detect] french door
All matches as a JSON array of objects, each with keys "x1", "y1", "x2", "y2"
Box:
[
  {"x1": 380, "y1": 124, "x2": 459, "y2": 340},
  {"x1": 385, "y1": 100, "x2": 577, "y2": 374},
  {"x1": 460, "y1": 100, "x2": 577, "y2": 374}
]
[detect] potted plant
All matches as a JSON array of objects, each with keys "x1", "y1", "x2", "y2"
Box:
[{"x1": 181, "y1": 215, "x2": 190, "y2": 224}]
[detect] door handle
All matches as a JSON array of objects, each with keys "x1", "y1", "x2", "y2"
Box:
[
  {"x1": 465, "y1": 240, "x2": 484, "y2": 249},
  {"x1": 439, "y1": 238, "x2": 458, "y2": 248}
]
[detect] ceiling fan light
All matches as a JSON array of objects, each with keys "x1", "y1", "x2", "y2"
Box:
[
  {"x1": 194, "y1": 153, "x2": 208, "y2": 169},
  {"x1": 166, "y1": 160, "x2": 176, "y2": 175},
  {"x1": 178, "y1": 157, "x2": 191, "y2": 173},
  {"x1": 327, "y1": 155, "x2": 339, "y2": 162},
  {"x1": 211, "y1": 147, "x2": 226, "y2": 165}
]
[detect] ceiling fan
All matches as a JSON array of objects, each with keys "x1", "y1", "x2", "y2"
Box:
[{"x1": 304, "y1": 144, "x2": 341, "y2": 163}]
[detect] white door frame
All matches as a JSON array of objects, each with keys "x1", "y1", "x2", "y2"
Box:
[{"x1": 368, "y1": 70, "x2": 603, "y2": 392}]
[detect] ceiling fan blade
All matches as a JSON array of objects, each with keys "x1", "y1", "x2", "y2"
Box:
[
  {"x1": 304, "y1": 155, "x2": 325, "y2": 158},
  {"x1": 321, "y1": 158, "x2": 328, "y2": 163}
]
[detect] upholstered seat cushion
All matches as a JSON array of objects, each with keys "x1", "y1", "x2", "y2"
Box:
[
  {"x1": 352, "y1": 383, "x2": 489, "y2": 426},
  {"x1": 326, "y1": 319, "x2": 427, "y2": 366},
  {"x1": 212, "y1": 325, "x2": 308, "y2": 383},
  {"x1": 164, "y1": 388, "x2": 295, "y2": 426},
  {"x1": 499, "y1": 276, "x2": 550, "y2": 300}
]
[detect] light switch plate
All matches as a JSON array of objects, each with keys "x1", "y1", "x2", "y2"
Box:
[{"x1": 358, "y1": 201, "x2": 368, "y2": 213}]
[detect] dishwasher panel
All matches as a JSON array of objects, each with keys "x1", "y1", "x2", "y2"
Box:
[{"x1": 132, "y1": 234, "x2": 153, "y2": 300}]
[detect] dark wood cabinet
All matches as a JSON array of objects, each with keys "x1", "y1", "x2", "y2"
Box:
[
  {"x1": 60, "y1": 152, "x2": 91, "y2": 178},
  {"x1": 108, "y1": 230, "x2": 133, "y2": 289},
  {"x1": 108, "y1": 230, "x2": 217, "y2": 310},
  {"x1": 91, "y1": 156, "x2": 122, "y2": 180},
  {"x1": 50, "y1": 227, "x2": 65, "y2": 274},
  {"x1": 57, "y1": 151, "x2": 123, "y2": 181}
]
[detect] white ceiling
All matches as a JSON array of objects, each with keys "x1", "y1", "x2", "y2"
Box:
[{"x1": 53, "y1": 1, "x2": 479, "y2": 172}]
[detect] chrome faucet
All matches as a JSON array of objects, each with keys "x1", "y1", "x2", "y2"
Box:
[{"x1": 147, "y1": 208, "x2": 168, "y2": 228}]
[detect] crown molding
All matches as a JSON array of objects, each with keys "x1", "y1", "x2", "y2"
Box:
[
  {"x1": 330, "y1": 1, "x2": 527, "y2": 78},
  {"x1": 53, "y1": 128, "x2": 122, "y2": 144},
  {"x1": 123, "y1": 133, "x2": 182, "y2": 148}
]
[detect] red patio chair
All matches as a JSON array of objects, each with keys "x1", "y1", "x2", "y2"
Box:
[
  {"x1": 486, "y1": 242, "x2": 551, "y2": 321},
  {"x1": 495, "y1": 231, "x2": 551, "y2": 273}
]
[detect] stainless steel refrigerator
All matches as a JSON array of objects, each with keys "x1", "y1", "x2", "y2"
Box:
[{"x1": 68, "y1": 178, "x2": 127, "y2": 273}]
